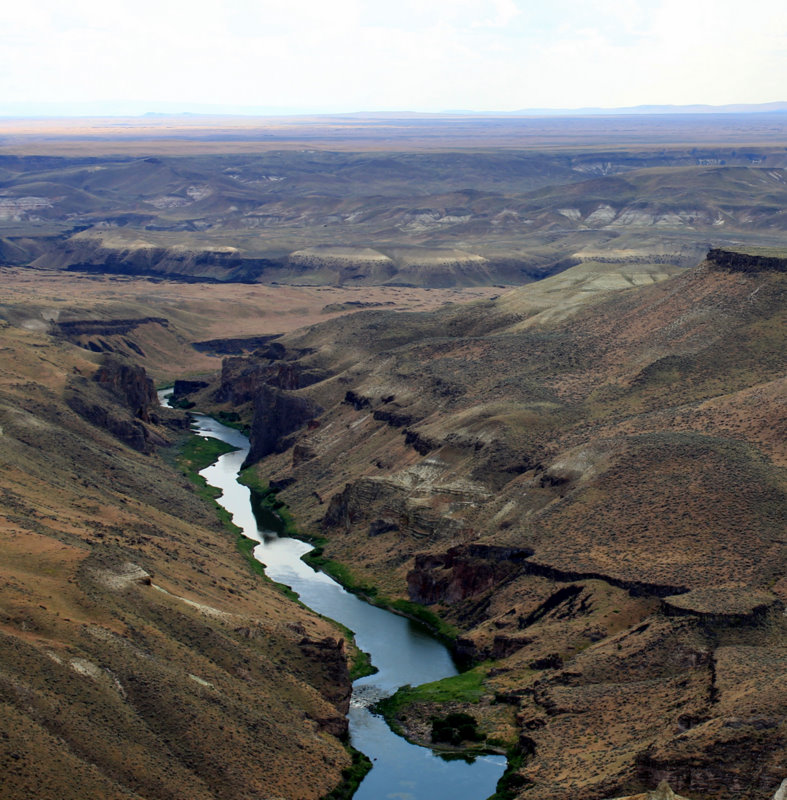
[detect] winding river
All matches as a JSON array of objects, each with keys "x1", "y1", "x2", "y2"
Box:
[{"x1": 189, "y1": 411, "x2": 507, "y2": 800}]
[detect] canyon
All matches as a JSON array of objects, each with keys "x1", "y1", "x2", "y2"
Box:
[
  {"x1": 4, "y1": 115, "x2": 787, "y2": 290},
  {"x1": 187, "y1": 248, "x2": 786, "y2": 800},
  {"x1": 0, "y1": 303, "x2": 361, "y2": 799},
  {"x1": 0, "y1": 114, "x2": 785, "y2": 799}
]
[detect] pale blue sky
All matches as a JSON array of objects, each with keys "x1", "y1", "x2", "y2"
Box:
[{"x1": 2, "y1": 0, "x2": 786, "y2": 115}]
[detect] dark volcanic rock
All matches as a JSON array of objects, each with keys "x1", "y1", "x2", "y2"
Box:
[
  {"x1": 372, "y1": 408, "x2": 418, "y2": 427},
  {"x1": 244, "y1": 385, "x2": 322, "y2": 466},
  {"x1": 66, "y1": 357, "x2": 164, "y2": 452},
  {"x1": 403, "y1": 428, "x2": 438, "y2": 455},
  {"x1": 94, "y1": 358, "x2": 158, "y2": 423},
  {"x1": 66, "y1": 389, "x2": 156, "y2": 451},
  {"x1": 344, "y1": 390, "x2": 371, "y2": 410},
  {"x1": 407, "y1": 542, "x2": 688, "y2": 610},
  {"x1": 407, "y1": 546, "x2": 529, "y2": 605},
  {"x1": 192, "y1": 335, "x2": 285, "y2": 356},
  {"x1": 636, "y1": 723, "x2": 787, "y2": 799},
  {"x1": 215, "y1": 355, "x2": 327, "y2": 405},
  {"x1": 297, "y1": 635, "x2": 352, "y2": 736},
  {"x1": 368, "y1": 518, "x2": 399, "y2": 537},
  {"x1": 707, "y1": 248, "x2": 787, "y2": 273},
  {"x1": 172, "y1": 379, "x2": 209, "y2": 398},
  {"x1": 55, "y1": 317, "x2": 170, "y2": 337}
]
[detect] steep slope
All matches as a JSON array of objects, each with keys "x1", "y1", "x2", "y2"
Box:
[
  {"x1": 0, "y1": 322, "x2": 356, "y2": 799},
  {"x1": 208, "y1": 249, "x2": 786, "y2": 799}
]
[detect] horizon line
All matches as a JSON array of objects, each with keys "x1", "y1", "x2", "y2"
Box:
[{"x1": 2, "y1": 101, "x2": 787, "y2": 120}]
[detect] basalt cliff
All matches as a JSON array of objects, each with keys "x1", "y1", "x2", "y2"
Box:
[{"x1": 195, "y1": 249, "x2": 786, "y2": 800}]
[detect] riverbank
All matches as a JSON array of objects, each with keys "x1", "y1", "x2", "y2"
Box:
[
  {"x1": 240, "y1": 473, "x2": 462, "y2": 647},
  {"x1": 192, "y1": 412, "x2": 507, "y2": 800},
  {"x1": 172, "y1": 419, "x2": 376, "y2": 681}
]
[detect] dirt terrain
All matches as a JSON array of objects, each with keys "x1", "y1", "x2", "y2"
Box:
[
  {"x1": 0, "y1": 113, "x2": 785, "y2": 800},
  {"x1": 0, "y1": 311, "x2": 361, "y2": 799},
  {"x1": 200, "y1": 249, "x2": 786, "y2": 800},
  {"x1": 0, "y1": 266, "x2": 495, "y2": 381},
  {"x1": 4, "y1": 112, "x2": 787, "y2": 153}
]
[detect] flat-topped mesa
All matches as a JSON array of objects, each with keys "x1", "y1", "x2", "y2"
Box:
[
  {"x1": 706, "y1": 248, "x2": 787, "y2": 273},
  {"x1": 39, "y1": 233, "x2": 281, "y2": 282},
  {"x1": 661, "y1": 587, "x2": 782, "y2": 624}
]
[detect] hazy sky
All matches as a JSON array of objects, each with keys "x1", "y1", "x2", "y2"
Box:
[{"x1": 2, "y1": 0, "x2": 786, "y2": 114}]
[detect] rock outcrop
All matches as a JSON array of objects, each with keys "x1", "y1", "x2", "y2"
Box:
[
  {"x1": 0, "y1": 320, "x2": 356, "y2": 800},
  {"x1": 192, "y1": 334, "x2": 284, "y2": 356},
  {"x1": 54, "y1": 317, "x2": 170, "y2": 338},
  {"x1": 66, "y1": 356, "x2": 165, "y2": 452},
  {"x1": 172, "y1": 379, "x2": 209, "y2": 399},
  {"x1": 296, "y1": 635, "x2": 352, "y2": 736},
  {"x1": 215, "y1": 353, "x2": 327, "y2": 407},
  {"x1": 93, "y1": 358, "x2": 159, "y2": 422},
  {"x1": 245, "y1": 385, "x2": 322, "y2": 466},
  {"x1": 707, "y1": 248, "x2": 787, "y2": 273}
]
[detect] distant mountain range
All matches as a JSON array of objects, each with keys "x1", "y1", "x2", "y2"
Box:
[
  {"x1": 2, "y1": 101, "x2": 787, "y2": 118},
  {"x1": 505, "y1": 101, "x2": 787, "y2": 116}
]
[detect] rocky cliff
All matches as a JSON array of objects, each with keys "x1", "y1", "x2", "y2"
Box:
[
  {"x1": 9, "y1": 145, "x2": 787, "y2": 289},
  {"x1": 65, "y1": 356, "x2": 166, "y2": 452},
  {"x1": 707, "y1": 247, "x2": 787, "y2": 273},
  {"x1": 245, "y1": 384, "x2": 323, "y2": 465},
  {"x1": 35, "y1": 233, "x2": 280, "y2": 282}
]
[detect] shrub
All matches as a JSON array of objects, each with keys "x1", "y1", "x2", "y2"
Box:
[{"x1": 430, "y1": 712, "x2": 483, "y2": 746}]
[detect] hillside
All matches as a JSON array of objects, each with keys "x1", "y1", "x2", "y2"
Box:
[
  {"x1": 200, "y1": 249, "x2": 786, "y2": 799},
  {"x1": 0, "y1": 318, "x2": 358, "y2": 798},
  {"x1": 0, "y1": 265, "x2": 493, "y2": 383},
  {"x1": 2, "y1": 143, "x2": 787, "y2": 286}
]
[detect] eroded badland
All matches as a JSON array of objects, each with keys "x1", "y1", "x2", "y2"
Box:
[{"x1": 0, "y1": 114, "x2": 785, "y2": 800}]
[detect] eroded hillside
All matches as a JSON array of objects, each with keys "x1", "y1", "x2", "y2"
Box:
[
  {"x1": 3, "y1": 145, "x2": 787, "y2": 287},
  {"x1": 0, "y1": 319, "x2": 357, "y2": 799},
  {"x1": 199, "y1": 250, "x2": 786, "y2": 799}
]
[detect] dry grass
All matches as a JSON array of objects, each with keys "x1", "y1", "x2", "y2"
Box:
[
  {"x1": 0, "y1": 322, "x2": 357, "y2": 800},
  {"x1": 225, "y1": 255, "x2": 785, "y2": 799},
  {"x1": 0, "y1": 267, "x2": 496, "y2": 380}
]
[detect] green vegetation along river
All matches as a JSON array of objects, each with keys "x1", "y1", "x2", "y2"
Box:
[{"x1": 191, "y1": 412, "x2": 507, "y2": 799}]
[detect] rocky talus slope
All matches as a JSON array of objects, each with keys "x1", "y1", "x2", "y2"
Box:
[
  {"x1": 0, "y1": 322, "x2": 356, "y2": 799},
  {"x1": 199, "y1": 250, "x2": 786, "y2": 800}
]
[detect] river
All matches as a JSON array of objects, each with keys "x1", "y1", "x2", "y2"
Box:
[{"x1": 188, "y1": 410, "x2": 507, "y2": 800}]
